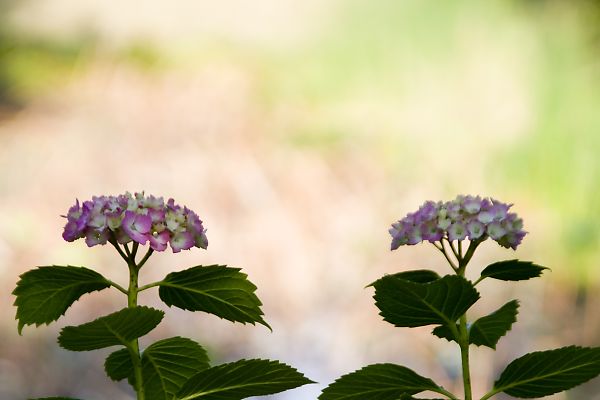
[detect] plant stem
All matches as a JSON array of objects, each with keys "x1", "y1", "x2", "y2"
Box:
[
  {"x1": 455, "y1": 242, "x2": 473, "y2": 400},
  {"x1": 458, "y1": 313, "x2": 472, "y2": 400},
  {"x1": 435, "y1": 241, "x2": 458, "y2": 271},
  {"x1": 124, "y1": 243, "x2": 132, "y2": 257},
  {"x1": 137, "y1": 248, "x2": 154, "y2": 270},
  {"x1": 110, "y1": 238, "x2": 130, "y2": 263},
  {"x1": 479, "y1": 388, "x2": 500, "y2": 400},
  {"x1": 138, "y1": 280, "x2": 162, "y2": 292},
  {"x1": 107, "y1": 279, "x2": 128, "y2": 295},
  {"x1": 433, "y1": 387, "x2": 461, "y2": 400},
  {"x1": 125, "y1": 247, "x2": 145, "y2": 400}
]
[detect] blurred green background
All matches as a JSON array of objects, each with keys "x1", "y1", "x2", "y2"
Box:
[{"x1": 1, "y1": 0, "x2": 600, "y2": 399}]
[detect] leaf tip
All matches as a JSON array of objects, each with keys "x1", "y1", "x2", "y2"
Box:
[{"x1": 259, "y1": 318, "x2": 273, "y2": 332}]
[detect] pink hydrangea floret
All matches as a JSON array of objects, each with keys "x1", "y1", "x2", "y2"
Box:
[
  {"x1": 62, "y1": 192, "x2": 208, "y2": 253},
  {"x1": 389, "y1": 195, "x2": 526, "y2": 250}
]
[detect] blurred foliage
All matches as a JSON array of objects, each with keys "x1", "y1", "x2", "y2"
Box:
[
  {"x1": 0, "y1": 37, "x2": 88, "y2": 100},
  {"x1": 117, "y1": 40, "x2": 164, "y2": 71},
  {"x1": 496, "y1": 0, "x2": 600, "y2": 284},
  {"x1": 260, "y1": 0, "x2": 600, "y2": 286},
  {"x1": 0, "y1": 0, "x2": 597, "y2": 287},
  {"x1": 0, "y1": 3, "x2": 162, "y2": 112},
  {"x1": 0, "y1": 0, "x2": 17, "y2": 109}
]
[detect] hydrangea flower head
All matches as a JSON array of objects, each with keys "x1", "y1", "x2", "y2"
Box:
[
  {"x1": 389, "y1": 195, "x2": 526, "y2": 250},
  {"x1": 62, "y1": 192, "x2": 208, "y2": 253}
]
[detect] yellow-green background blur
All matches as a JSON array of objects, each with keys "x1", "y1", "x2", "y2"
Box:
[{"x1": 1, "y1": 1, "x2": 599, "y2": 399}]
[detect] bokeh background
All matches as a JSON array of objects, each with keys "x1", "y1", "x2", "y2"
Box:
[{"x1": 1, "y1": 0, "x2": 600, "y2": 399}]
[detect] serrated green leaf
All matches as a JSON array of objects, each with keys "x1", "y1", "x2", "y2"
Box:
[
  {"x1": 431, "y1": 324, "x2": 457, "y2": 343},
  {"x1": 492, "y1": 346, "x2": 600, "y2": 398},
  {"x1": 399, "y1": 396, "x2": 445, "y2": 400},
  {"x1": 469, "y1": 300, "x2": 519, "y2": 349},
  {"x1": 105, "y1": 348, "x2": 134, "y2": 382},
  {"x1": 367, "y1": 270, "x2": 440, "y2": 287},
  {"x1": 175, "y1": 359, "x2": 313, "y2": 400},
  {"x1": 373, "y1": 275, "x2": 480, "y2": 328},
  {"x1": 319, "y1": 363, "x2": 443, "y2": 400},
  {"x1": 158, "y1": 265, "x2": 270, "y2": 329},
  {"x1": 142, "y1": 337, "x2": 210, "y2": 400},
  {"x1": 13, "y1": 265, "x2": 111, "y2": 333},
  {"x1": 29, "y1": 398, "x2": 84, "y2": 400},
  {"x1": 58, "y1": 307, "x2": 164, "y2": 351},
  {"x1": 480, "y1": 260, "x2": 548, "y2": 282},
  {"x1": 432, "y1": 300, "x2": 519, "y2": 349}
]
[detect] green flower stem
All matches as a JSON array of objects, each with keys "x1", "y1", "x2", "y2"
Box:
[
  {"x1": 122, "y1": 244, "x2": 148, "y2": 400},
  {"x1": 436, "y1": 240, "x2": 458, "y2": 271},
  {"x1": 131, "y1": 242, "x2": 139, "y2": 260},
  {"x1": 107, "y1": 279, "x2": 128, "y2": 295},
  {"x1": 479, "y1": 388, "x2": 500, "y2": 400},
  {"x1": 110, "y1": 238, "x2": 130, "y2": 263},
  {"x1": 450, "y1": 239, "x2": 460, "y2": 261},
  {"x1": 137, "y1": 248, "x2": 154, "y2": 270},
  {"x1": 458, "y1": 313, "x2": 472, "y2": 400},
  {"x1": 110, "y1": 239, "x2": 148, "y2": 399},
  {"x1": 454, "y1": 241, "x2": 475, "y2": 400},
  {"x1": 124, "y1": 243, "x2": 132, "y2": 258},
  {"x1": 471, "y1": 276, "x2": 485, "y2": 287},
  {"x1": 433, "y1": 387, "x2": 461, "y2": 400},
  {"x1": 461, "y1": 239, "x2": 481, "y2": 270},
  {"x1": 138, "y1": 280, "x2": 162, "y2": 292}
]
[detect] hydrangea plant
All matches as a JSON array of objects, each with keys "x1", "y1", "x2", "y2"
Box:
[
  {"x1": 13, "y1": 192, "x2": 313, "y2": 400},
  {"x1": 320, "y1": 195, "x2": 600, "y2": 400}
]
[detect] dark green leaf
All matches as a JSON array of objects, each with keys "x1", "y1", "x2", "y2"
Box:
[
  {"x1": 13, "y1": 265, "x2": 111, "y2": 333},
  {"x1": 367, "y1": 270, "x2": 441, "y2": 287},
  {"x1": 469, "y1": 300, "x2": 519, "y2": 349},
  {"x1": 158, "y1": 265, "x2": 270, "y2": 329},
  {"x1": 175, "y1": 359, "x2": 313, "y2": 400},
  {"x1": 399, "y1": 396, "x2": 445, "y2": 400},
  {"x1": 105, "y1": 348, "x2": 134, "y2": 382},
  {"x1": 431, "y1": 324, "x2": 456, "y2": 342},
  {"x1": 492, "y1": 346, "x2": 600, "y2": 398},
  {"x1": 142, "y1": 337, "x2": 210, "y2": 400},
  {"x1": 480, "y1": 260, "x2": 548, "y2": 282},
  {"x1": 319, "y1": 363, "x2": 443, "y2": 400},
  {"x1": 432, "y1": 300, "x2": 519, "y2": 349},
  {"x1": 29, "y1": 398, "x2": 84, "y2": 400},
  {"x1": 58, "y1": 307, "x2": 164, "y2": 351},
  {"x1": 373, "y1": 275, "x2": 480, "y2": 328}
]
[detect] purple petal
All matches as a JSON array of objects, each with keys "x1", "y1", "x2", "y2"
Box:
[
  {"x1": 65, "y1": 199, "x2": 82, "y2": 220},
  {"x1": 122, "y1": 210, "x2": 136, "y2": 230},
  {"x1": 89, "y1": 213, "x2": 107, "y2": 229},
  {"x1": 116, "y1": 229, "x2": 132, "y2": 244},
  {"x1": 148, "y1": 208, "x2": 165, "y2": 223},
  {"x1": 467, "y1": 220, "x2": 485, "y2": 239},
  {"x1": 194, "y1": 230, "x2": 208, "y2": 249},
  {"x1": 122, "y1": 211, "x2": 151, "y2": 244},
  {"x1": 477, "y1": 211, "x2": 494, "y2": 224},
  {"x1": 462, "y1": 195, "x2": 482, "y2": 214},
  {"x1": 448, "y1": 223, "x2": 467, "y2": 241},
  {"x1": 406, "y1": 226, "x2": 422, "y2": 245},
  {"x1": 170, "y1": 231, "x2": 195, "y2": 253},
  {"x1": 133, "y1": 214, "x2": 152, "y2": 234},
  {"x1": 149, "y1": 231, "x2": 170, "y2": 251},
  {"x1": 85, "y1": 229, "x2": 108, "y2": 247},
  {"x1": 106, "y1": 211, "x2": 123, "y2": 230},
  {"x1": 421, "y1": 221, "x2": 443, "y2": 242},
  {"x1": 62, "y1": 220, "x2": 83, "y2": 242},
  {"x1": 486, "y1": 222, "x2": 506, "y2": 240}
]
